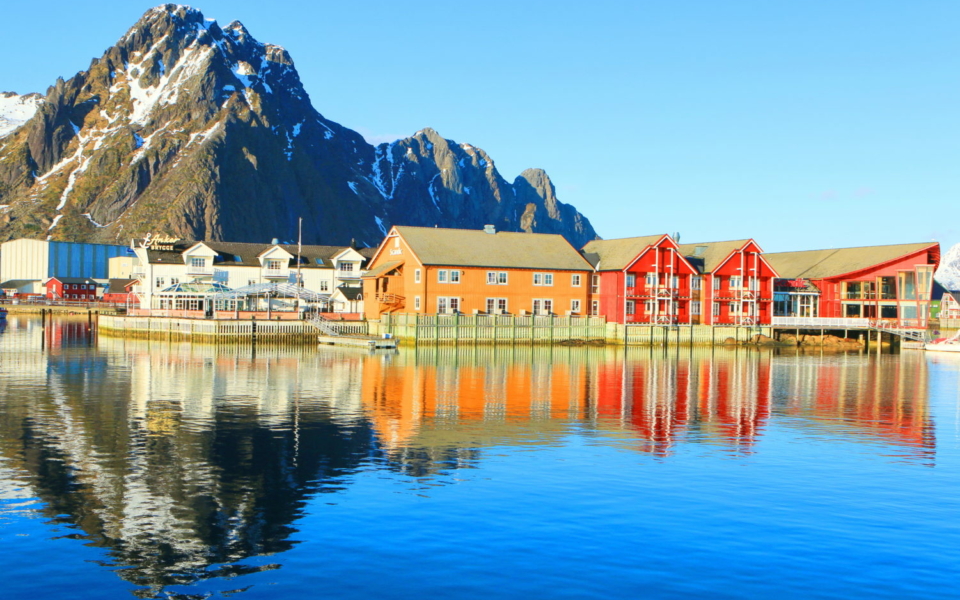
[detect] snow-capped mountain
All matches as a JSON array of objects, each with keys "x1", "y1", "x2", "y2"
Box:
[
  {"x1": 0, "y1": 92, "x2": 43, "y2": 138},
  {"x1": 935, "y1": 243, "x2": 960, "y2": 292},
  {"x1": 0, "y1": 5, "x2": 597, "y2": 247}
]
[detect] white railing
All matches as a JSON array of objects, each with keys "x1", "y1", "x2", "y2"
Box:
[
  {"x1": 186, "y1": 267, "x2": 214, "y2": 276},
  {"x1": 772, "y1": 317, "x2": 871, "y2": 328},
  {"x1": 262, "y1": 269, "x2": 290, "y2": 278}
]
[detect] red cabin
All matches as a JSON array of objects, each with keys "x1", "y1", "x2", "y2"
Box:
[
  {"x1": 45, "y1": 277, "x2": 99, "y2": 301},
  {"x1": 583, "y1": 234, "x2": 700, "y2": 324},
  {"x1": 677, "y1": 239, "x2": 779, "y2": 326}
]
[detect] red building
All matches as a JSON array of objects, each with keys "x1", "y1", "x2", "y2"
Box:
[
  {"x1": 677, "y1": 239, "x2": 779, "y2": 325},
  {"x1": 45, "y1": 277, "x2": 99, "y2": 301},
  {"x1": 765, "y1": 242, "x2": 940, "y2": 328},
  {"x1": 582, "y1": 234, "x2": 700, "y2": 324}
]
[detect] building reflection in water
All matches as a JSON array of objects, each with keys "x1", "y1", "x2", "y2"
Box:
[{"x1": 0, "y1": 320, "x2": 936, "y2": 597}]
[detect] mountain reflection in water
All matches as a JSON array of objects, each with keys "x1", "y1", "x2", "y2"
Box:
[{"x1": 0, "y1": 316, "x2": 938, "y2": 598}]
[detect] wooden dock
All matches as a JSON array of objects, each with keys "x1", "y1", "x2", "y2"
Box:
[{"x1": 317, "y1": 334, "x2": 398, "y2": 349}]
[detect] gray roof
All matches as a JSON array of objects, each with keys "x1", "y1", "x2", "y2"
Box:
[
  {"x1": 144, "y1": 241, "x2": 367, "y2": 269},
  {"x1": 581, "y1": 234, "x2": 667, "y2": 270},
  {"x1": 394, "y1": 226, "x2": 593, "y2": 271},
  {"x1": 106, "y1": 278, "x2": 138, "y2": 294},
  {"x1": 678, "y1": 240, "x2": 752, "y2": 274},
  {"x1": 765, "y1": 242, "x2": 939, "y2": 280},
  {"x1": 0, "y1": 279, "x2": 40, "y2": 288},
  {"x1": 47, "y1": 277, "x2": 99, "y2": 285},
  {"x1": 335, "y1": 285, "x2": 363, "y2": 301}
]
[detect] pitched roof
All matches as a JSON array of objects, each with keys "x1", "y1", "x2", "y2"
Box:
[
  {"x1": 144, "y1": 241, "x2": 364, "y2": 269},
  {"x1": 394, "y1": 226, "x2": 593, "y2": 271},
  {"x1": 335, "y1": 285, "x2": 363, "y2": 301},
  {"x1": 581, "y1": 235, "x2": 666, "y2": 270},
  {"x1": 106, "y1": 279, "x2": 138, "y2": 294},
  {"x1": 361, "y1": 260, "x2": 402, "y2": 279},
  {"x1": 764, "y1": 242, "x2": 938, "y2": 280},
  {"x1": 0, "y1": 279, "x2": 40, "y2": 289},
  {"x1": 678, "y1": 240, "x2": 752, "y2": 274},
  {"x1": 47, "y1": 277, "x2": 99, "y2": 285}
]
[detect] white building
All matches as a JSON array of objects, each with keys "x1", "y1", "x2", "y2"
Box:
[{"x1": 131, "y1": 238, "x2": 374, "y2": 313}]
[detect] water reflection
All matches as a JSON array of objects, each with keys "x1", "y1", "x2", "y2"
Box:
[{"x1": 0, "y1": 318, "x2": 937, "y2": 597}]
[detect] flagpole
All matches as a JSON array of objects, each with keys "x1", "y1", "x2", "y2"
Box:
[{"x1": 297, "y1": 217, "x2": 303, "y2": 313}]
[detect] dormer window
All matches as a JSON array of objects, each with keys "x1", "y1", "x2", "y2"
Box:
[
  {"x1": 339, "y1": 263, "x2": 354, "y2": 272},
  {"x1": 266, "y1": 259, "x2": 285, "y2": 271},
  {"x1": 190, "y1": 257, "x2": 206, "y2": 268}
]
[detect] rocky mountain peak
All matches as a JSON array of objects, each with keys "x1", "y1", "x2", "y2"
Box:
[
  {"x1": 0, "y1": 5, "x2": 598, "y2": 249},
  {"x1": 936, "y1": 243, "x2": 960, "y2": 292}
]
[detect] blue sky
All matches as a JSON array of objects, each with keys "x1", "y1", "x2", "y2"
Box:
[{"x1": 1, "y1": 1, "x2": 957, "y2": 252}]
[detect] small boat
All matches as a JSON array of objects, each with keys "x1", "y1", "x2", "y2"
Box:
[{"x1": 925, "y1": 330, "x2": 960, "y2": 353}]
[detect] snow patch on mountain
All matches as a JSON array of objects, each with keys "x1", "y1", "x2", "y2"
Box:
[
  {"x1": 0, "y1": 92, "x2": 43, "y2": 138},
  {"x1": 935, "y1": 243, "x2": 960, "y2": 292}
]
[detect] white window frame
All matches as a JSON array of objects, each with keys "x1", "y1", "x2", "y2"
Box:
[
  {"x1": 450, "y1": 270, "x2": 461, "y2": 283},
  {"x1": 591, "y1": 300, "x2": 599, "y2": 316},
  {"x1": 645, "y1": 300, "x2": 656, "y2": 315},
  {"x1": 532, "y1": 298, "x2": 553, "y2": 315},
  {"x1": 415, "y1": 296, "x2": 421, "y2": 310},
  {"x1": 729, "y1": 302, "x2": 741, "y2": 315},
  {"x1": 591, "y1": 274, "x2": 600, "y2": 294},
  {"x1": 645, "y1": 273, "x2": 656, "y2": 287},
  {"x1": 415, "y1": 269, "x2": 421, "y2": 283},
  {"x1": 438, "y1": 297, "x2": 459, "y2": 313},
  {"x1": 712, "y1": 276, "x2": 721, "y2": 290},
  {"x1": 626, "y1": 274, "x2": 636, "y2": 288},
  {"x1": 712, "y1": 301, "x2": 720, "y2": 317},
  {"x1": 671, "y1": 275, "x2": 679, "y2": 289},
  {"x1": 730, "y1": 275, "x2": 742, "y2": 289},
  {"x1": 691, "y1": 301, "x2": 701, "y2": 315},
  {"x1": 626, "y1": 300, "x2": 636, "y2": 315},
  {"x1": 571, "y1": 273, "x2": 582, "y2": 287},
  {"x1": 319, "y1": 281, "x2": 329, "y2": 292},
  {"x1": 533, "y1": 273, "x2": 554, "y2": 286},
  {"x1": 571, "y1": 299, "x2": 581, "y2": 313},
  {"x1": 438, "y1": 270, "x2": 448, "y2": 283},
  {"x1": 692, "y1": 276, "x2": 702, "y2": 290}
]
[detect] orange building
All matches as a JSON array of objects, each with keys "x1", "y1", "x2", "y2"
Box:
[{"x1": 362, "y1": 225, "x2": 594, "y2": 319}]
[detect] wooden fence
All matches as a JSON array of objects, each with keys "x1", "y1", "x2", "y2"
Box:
[
  {"x1": 98, "y1": 315, "x2": 319, "y2": 344},
  {"x1": 380, "y1": 313, "x2": 607, "y2": 344}
]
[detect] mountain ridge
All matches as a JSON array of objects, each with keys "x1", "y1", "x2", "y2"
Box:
[{"x1": 0, "y1": 4, "x2": 598, "y2": 248}]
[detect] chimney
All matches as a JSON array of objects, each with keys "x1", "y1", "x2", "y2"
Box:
[
  {"x1": 271, "y1": 238, "x2": 280, "y2": 245},
  {"x1": 483, "y1": 224, "x2": 496, "y2": 234}
]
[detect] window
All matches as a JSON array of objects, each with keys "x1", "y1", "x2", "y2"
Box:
[
  {"x1": 591, "y1": 274, "x2": 600, "y2": 294},
  {"x1": 712, "y1": 276, "x2": 721, "y2": 290},
  {"x1": 671, "y1": 275, "x2": 679, "y2": 289},
  {"x1": 486, "y1": 298, "x2": 508, "y2": 313},
  {"x1": 730, "y1": 276, "x2": 742, "y2": 289},
  {"x1": 155, "y1": 277, "x2": 164, "y2": 289},
  {"x1": 691, "y1": 301, "x2": 701, "y2": 315},
  {"x1": 415, "y1": 269, "x2": 421, "y2": 283},
  {"x1": 415, "y1": 296, "x2": 421, "y2": 310},
  {"x1": 339, "y1": 263, "x2": 354, "y2": 272},
  {"x1": 692, "y1": 276, "x2": 702, "y2": 290},
  {"x1": 190, "y1": 257, "x2": 206, "y2": 268},
  {"x1": 729, "y1": 302, "x2": 740, "y2": 315},
  {"x1": 532, "y1": 299, "x2": 553, "y2": 315},
  {"x1": 438, "y1": 270, "x2": 448, "y2": 283},
  {"x1": 626, "y1": 274, "x2": 636, "y2": 288},
  {"x1": 320, "y1": 281, "x2": 329, "y2": 292},
  {"x1": 591, "y1": 300, "x2": 599, "y2": 316},
  {"x1": 571, "y1": 274, "x2": 582, "y2": 287},
  {"x1": 571, "y1": 299, "x2": 581, "y2": 313},
  {"x1": 487, "y1": 271, "x2": 508, "y2": 285},
  {"x1": 645, "y1": 273, "x2": 656, "y2": 286},
  {"x1": 626, "y1": 300, "x2": 636, "y2": 315},
  {"x1": 749, "y1": 276, "x2": 760, "y2": 291},
  {"x1": 533, "y1": 273, "x2": 553, "y2": 286},
  {"x1": 438, "y1": 270, "x2": 460, "y2": 283},
  {"x1": 266, "y1": 259, "x2": 285, "y2": 271},
  {"x1": 644, "y1": 300, "x2": 656, "y2": 315},
  {"x1": 451, "y1": 270, "x2": 461, "y2": 283},
  {"x1": 248, "y1": 279, "x2": 257, "y2": 286},
  {"x1": 438, "y1": 297, "x2": 459, "y2": 313},
  {"x1": 712, "y1": 302, "x2": 720, "y2": 317},
  {"x1": 394, "y1": 237, "x2": 400, "y2": 248}
]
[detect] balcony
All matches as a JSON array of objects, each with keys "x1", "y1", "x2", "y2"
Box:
[
  {"x1": 262, "y1": 268, "x2": 290, "y2": 279},
  {"x1": 186, "y1": 266, "x2": 214, "y2": 276}
]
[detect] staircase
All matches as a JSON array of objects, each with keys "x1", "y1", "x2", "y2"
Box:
[
  {"x1": 308, "y1": 314, "x2": 340, "y2": 336},
  {"x1": 871, "y1": 320, "x2": 927, "y2": 343}
]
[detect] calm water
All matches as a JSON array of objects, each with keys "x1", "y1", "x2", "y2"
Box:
[{"x1": 1, "y1": 316, "x2": 959, "y2": 599}]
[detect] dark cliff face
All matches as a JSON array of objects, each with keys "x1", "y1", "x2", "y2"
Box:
[{"x1": 0, "y1": 4, "x2": 598, "y2": 248}]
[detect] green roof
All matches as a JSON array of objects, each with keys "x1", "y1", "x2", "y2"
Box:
[
  {"x1": 764, "y1": 242, "x2": 939, "y2": 280},
  {"x1": 394, "y1": 226, "x2": 593, "y2": 271},
  {"x1": 581, "y1": 234, "x2": 666, "y2": 270},
  {"x1": 677, "y1": 240, "x2": 752, "y2": 274}
]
